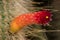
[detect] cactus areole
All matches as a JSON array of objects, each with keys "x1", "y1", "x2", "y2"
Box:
[{"x1": 9, "y1": 10, "x2": 52, "y2": 33}]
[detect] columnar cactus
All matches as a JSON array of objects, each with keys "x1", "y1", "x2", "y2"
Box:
[{"x1": 0, "y1": 0, "x2": 52, "y2": 40}]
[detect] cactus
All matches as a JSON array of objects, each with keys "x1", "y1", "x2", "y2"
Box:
[{"x1": 0, "y1": 0, "x2": 54, "y2": 40}]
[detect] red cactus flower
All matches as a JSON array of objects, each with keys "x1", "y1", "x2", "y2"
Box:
[{"x1": 9, "y1": 10, "x2": 52, "y2": 33}]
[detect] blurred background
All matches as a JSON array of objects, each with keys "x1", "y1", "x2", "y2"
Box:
[{"x1": 0, "y1": 0, "x2": 60, "y2": 40}]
